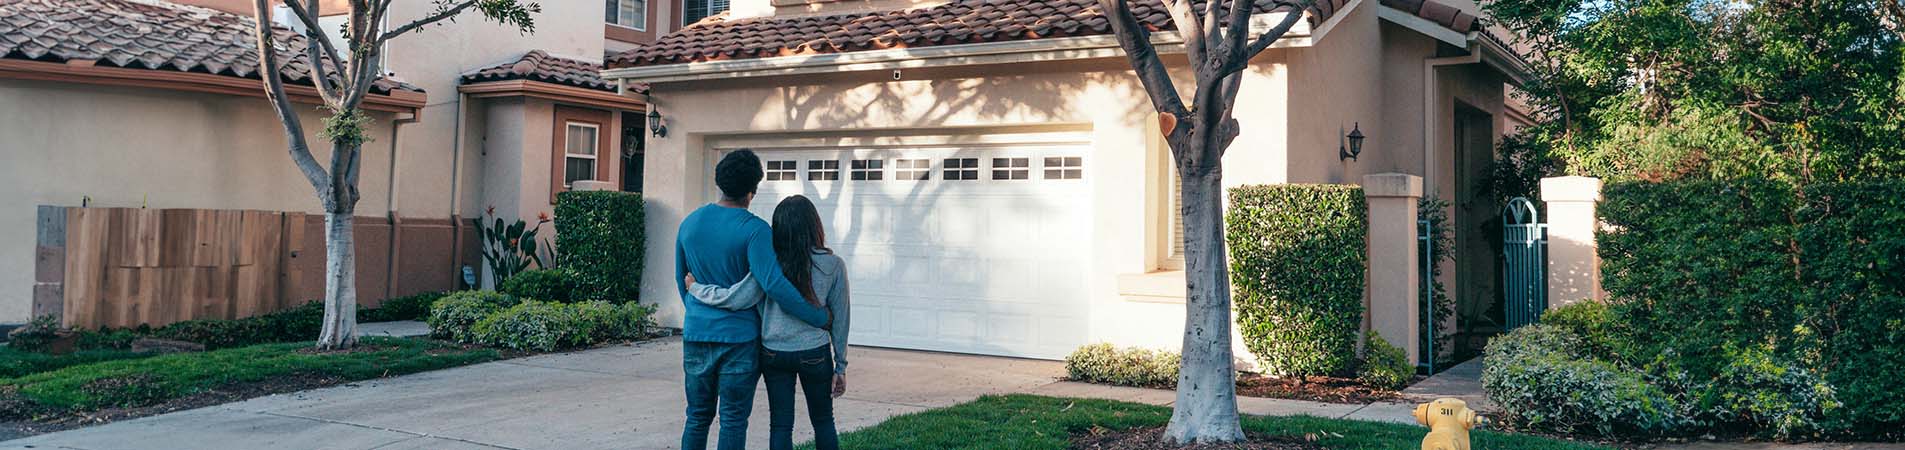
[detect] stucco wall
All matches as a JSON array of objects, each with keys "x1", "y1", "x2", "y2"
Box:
[{"x1": 0, "y1": 79, "x2": 397, "y2": 324}]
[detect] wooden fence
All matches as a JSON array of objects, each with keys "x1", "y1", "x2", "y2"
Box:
[{"x1": 34, "y1": 206, "x2": 476, "y2": 329}]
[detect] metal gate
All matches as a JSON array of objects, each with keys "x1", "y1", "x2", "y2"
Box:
[{"x1": 1502, "y1": 197, "x2": 1548, "y2": 330}]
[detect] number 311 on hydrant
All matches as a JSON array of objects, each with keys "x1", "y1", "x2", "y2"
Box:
[{"x1": 1413, "y1": 398, "x2": 1487, "y2": 450}]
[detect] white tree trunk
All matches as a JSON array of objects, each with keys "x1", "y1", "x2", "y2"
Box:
[
  {"x1": 1164, "y1": 165, "x2": 1245, "y2": 444},
  {"x1": 316, "y1": 211, "x2": 359, "y2": 350}
]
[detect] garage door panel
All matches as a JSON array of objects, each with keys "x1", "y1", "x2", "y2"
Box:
[{"x1": 740, "y1": 145, "x2": 1090, "y2": 360}]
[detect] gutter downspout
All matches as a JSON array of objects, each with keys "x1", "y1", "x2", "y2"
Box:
[
  {"x1": 384, "y1": 110, "x2": 420, "y2": 301},
  {"x1": 1421, "y1": 46, "x2": 1482, "y2": 195},
  {"x1": 448, "y1": 92, "x2": 469, "y2": 290}
]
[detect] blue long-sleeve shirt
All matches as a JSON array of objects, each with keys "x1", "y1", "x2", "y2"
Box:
[{"x1": 674, "y1": 203, "x2": 829, "y2": 343}]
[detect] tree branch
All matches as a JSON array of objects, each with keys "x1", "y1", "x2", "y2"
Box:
[
  {"x1": 1099, "y1": 0, "x2": 1192, "y2": 117},
  {"x1": 1236, "y1": 0, "x2": 1313, "y2": 70},
  {"x1": 1161, "y1": 0, "x2": 1208, "y2": 64},
  {"x1": 1224, "y1": 0, "x2": 1257, "y2": 58},
  {"x1": 280, "y1": 0, "x2": 344, "y2": 104},
  {"x1": 376, "y1": 0, "x2": 484, "y2": 44},
  {"x1": 250, "y1": 0, "x2": 334, "y2": 204}
]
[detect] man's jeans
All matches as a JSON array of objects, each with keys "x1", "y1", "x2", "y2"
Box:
[
  {"x1": 682, "y1": 341, "x2": 760, "y2": 450},
  {"x1": 760, "y1": 344, "x2": 838, "y2": 450}
]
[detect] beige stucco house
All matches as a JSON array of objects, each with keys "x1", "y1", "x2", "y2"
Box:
[
  {"x1": 0, "y1": 0, "x2": 655, "y2": 327},
  {"x1": 604, "y1": 0, "x2": 1531, "y2": 361}
]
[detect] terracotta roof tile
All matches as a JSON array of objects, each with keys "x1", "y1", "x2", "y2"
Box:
[
  {"x1": 0, "y1": 0, "x2": 420, "y2": 94},
  {"x1": 606, "y1": 0, "x2": 1484, "y2": 69},
  {"x1": 459, "y1": 50, "x2": 619, "y2": 92}
]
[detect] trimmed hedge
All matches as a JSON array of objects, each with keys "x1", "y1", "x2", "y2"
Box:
[
  {"x1": 426, "y1": 291, "x2": 521, "y2": 341},
  {"x1": 467, "y1": 300, "x2": 655, "y2": 351},
  {"x1": 1064, "y1": 343, "x2": 1180, "y2": 389},
  {"x1": 1482, "y1": 324, "x2": 1684, "y2": 435},
  {"x1": 359, "y1": 291, "x2": 447, "y2": 322},
  {"x1": 554, "y1": 191, "x2": 645, "y2": 302},
  {"x1": 1226, "y1": 184, "x2": 1366, "y2": 377},
  {"x1": 498, "y1": 268, "x2": 579, "y2": 303}
]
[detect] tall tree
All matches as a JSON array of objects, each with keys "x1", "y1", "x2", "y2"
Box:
[
  {"x1": 249, "y1": 0, "x2": 539, "y2": 349},
  {"x1": 1094, "y1": 0, "x2": 1312, "y2": 444}
]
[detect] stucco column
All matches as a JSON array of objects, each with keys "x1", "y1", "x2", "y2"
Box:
[
  {"x1": 1541, "y1": 176, "x2": 1604, "y2": 307},
  {"x1": 1364, "y1": 173, "x2": 1422, "y2": 365}
]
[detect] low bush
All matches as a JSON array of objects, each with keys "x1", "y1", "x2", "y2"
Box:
[
  {"x1": 467, "y1": 300, "x2": 655, "y2": 351},
  {"x1": 1538, "y1": 300, "x2": 1621, "y2": 357},
  {"x1": 5, "y1": 316, "x2": 68, "y2": 353},
  {"x1": 1226, "y1": 184, "x2": 1366, "y2": 377},
  {"x1": 554, "y1": 191, "x2": 645, "y2": 301},
  {"x1": 359, "y1": 291, "x2": 447, "y2": 322},
  {"x1": 426, "y1": 291, "x2": 520, "y2": 341},
  {"x1": 1064, "y1": 343, "x2": 1180, "y2": 389},
  {"x1": 145, "y1": 301, "x2": 324, "y2": 350},
  {"x1": 498, "y1": 268, "x2": 579, "y2": 302},
  {"x1": 1482, "y1": 325, "x2": 1683, "y2": 435},
  {"x1": 1357, "y1": 338, "x2": 1414, "y2": 390}
]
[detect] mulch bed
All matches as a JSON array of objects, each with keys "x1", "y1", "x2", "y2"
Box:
[
  {"x1": 1234, "y1": 374, "x2": 1409, "y2": 404},
  {"x1": 1072, "y1": 427, "x2": 1328, "y2": 450}
]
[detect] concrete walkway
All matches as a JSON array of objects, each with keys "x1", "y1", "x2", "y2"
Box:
[{"x1": 1, "y1": 337, "x2": 1423, "y2": 450}]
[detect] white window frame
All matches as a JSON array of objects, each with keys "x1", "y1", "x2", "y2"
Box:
[
  {"x1": 564, "y1": 122, "x2": 601, "y2": 188},
  {"x1": 765, "y1": 160, "x2": 799, "y2": 181},
  {"x1": 607, "y1": 0, "x2": 648, "y2": 31}
]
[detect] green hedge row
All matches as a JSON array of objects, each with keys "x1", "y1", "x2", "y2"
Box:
[
  {"x1": 1226, "y1": 184, "x2": 1367, "y2": 377},
  {"x1": 426, "y1": 291, "x2": 654, "y2": 352},
  {"x1": 1539, "y1": 178, "x2": 1905, "y2": 438},
  {"x1": 554, "y1": 191, "x2": 645, "y2": 301},
  {"x1": 1064, "y1": 343, "x2": 1180, "y2": 389}
]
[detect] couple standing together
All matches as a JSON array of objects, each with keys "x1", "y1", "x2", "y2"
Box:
[{"x1": 675, "y1": 149, "x2": 852, "y2": 450}]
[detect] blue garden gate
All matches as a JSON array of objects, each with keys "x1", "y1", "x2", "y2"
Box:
[{"x1": 1502, "y1": 197, "x2": 1548, "y2": 330}]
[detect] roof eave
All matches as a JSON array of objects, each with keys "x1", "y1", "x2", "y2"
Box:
[{"x1": 0, "y1": 58, "x2": 425, "y2": 112}]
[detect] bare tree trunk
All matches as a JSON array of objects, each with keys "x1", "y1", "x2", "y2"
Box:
[
  {"x1": 1165, "y1": 164, "x2": 1245, "y2": 443},
  {"x1": 316, "y1": 210, "x2": 359, "y2": 349}
]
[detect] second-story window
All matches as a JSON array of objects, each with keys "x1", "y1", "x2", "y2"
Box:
[
  {"x1": 606, "y1": 0, "x2": 647, "y2": 30},
  {"x1": 684, "y1": 0, "x2": 730, "y2": 26}
]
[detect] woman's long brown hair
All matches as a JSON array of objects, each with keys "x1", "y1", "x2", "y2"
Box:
[{"x1": 771, "y1": 195, "x2": 827, "y2": 308}]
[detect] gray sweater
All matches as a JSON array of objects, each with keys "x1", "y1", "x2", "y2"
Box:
[{"x1": 687, "y1": 250, "x2": 850, "y2": 374}]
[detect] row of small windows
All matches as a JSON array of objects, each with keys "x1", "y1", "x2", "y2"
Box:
[{"x1": 765, "y1": 157, "x2": 1084, "y2": 181}]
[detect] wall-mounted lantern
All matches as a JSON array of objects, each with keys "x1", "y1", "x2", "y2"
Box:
[
  {"x1": 1341, "y1": 122, "x2": 1365, "y2": 161},
  {"x1": 647, "y1": 107, "x2": 668, "y2": 138}
]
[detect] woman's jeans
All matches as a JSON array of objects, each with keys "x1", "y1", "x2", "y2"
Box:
[{"x1": 760, "y1": 344, "x2": 838, "y2": 450}]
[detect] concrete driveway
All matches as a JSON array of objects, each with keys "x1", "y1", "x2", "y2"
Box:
[{"x1": 1, "y1": 337, "x2": 1065, "y2": 450}]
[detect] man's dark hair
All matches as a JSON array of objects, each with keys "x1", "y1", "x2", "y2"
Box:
[{"x1": 715, "y1": 149, "x2": 764, "y2": 201}]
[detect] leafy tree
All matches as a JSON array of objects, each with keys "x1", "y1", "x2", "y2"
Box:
[
  {"x1": 1095, "y1": 0, "x2": 1313, "y2": 444},
  {"x1": 248, "y1": 0, "x2": 539, "y2": 349},
  {"x1": 1481, "y1": 0, "x2": 1904, "y2": 190}
]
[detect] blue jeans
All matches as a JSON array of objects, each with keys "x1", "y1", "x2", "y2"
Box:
[
  {"x1": 761, "y1": 344, "x2": 838, "y2": 450},
  {"x1": 682, "y1": 341, "x2": 760, "y2": 450}
]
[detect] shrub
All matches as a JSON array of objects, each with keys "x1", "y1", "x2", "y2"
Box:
[
  {"x1": 1357, "y1": 337, "x2": 1414, "y2": 391},
  {"x1": 1064, "y1": 343, "x2": 1180, "y2": 389},
  {"x1": 359, "y1": 291, "x2": 448, "y2": 322},
  {"x1": 498, "y1": 269, "x2": 579, "y2": 302},
  {"x1": 147, "y1": 301, "x2": 324, "y2": 349},
  {"x1": 1482, "y1": 325, "x2": 1683, "y2": 435},
  {"x1": 555, "y1": 191, "x2": 645, "y2": 301},
  {"x1": 1793, "y1": 181, "x2": 1905, "y2": 430},
  {"x1": 468, "y1": 300, "x2": 654, "y2": 351},
  {"x1": 426, "y1": 291, "x2": 519, "y2": 341},
  {"x1": 1539, "y1": 300, "x2": 1621, "y2": 358},
  {"x1": 5, "y1": 316, "x2": 68, "y2": 353},
  {"x1": 1226, "y1": 184, "x2": 1366, "y2": 377}
]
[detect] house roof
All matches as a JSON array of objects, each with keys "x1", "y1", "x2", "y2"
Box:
[
  {"x1": 461, "y1": 50, "x2": 619, "y2": 93},
  {"x1": 0, "y1": 0, "x2": 420, "y2": 95},
  {"x1": 604, "y1": 0, "x2": 1484, "y2": 69}
]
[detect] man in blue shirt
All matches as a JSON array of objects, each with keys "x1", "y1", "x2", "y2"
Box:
[{"x1": 676, "y1": 149, "x2": 831, "y2": 450}]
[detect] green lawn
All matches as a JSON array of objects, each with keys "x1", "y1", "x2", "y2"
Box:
[
  {"x1": 814, "y1": 394, "x2": 1607, "y2": 450},
  {"x1": 1, "y1": 337, "x2": 500, "y2": 412},
  {"x1": 0, "y1": 347, "x2": 151, "y2": 379}
]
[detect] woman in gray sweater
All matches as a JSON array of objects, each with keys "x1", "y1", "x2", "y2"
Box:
[{"x1": 683, "y1": 195, "x2": 849, "y2": 450}]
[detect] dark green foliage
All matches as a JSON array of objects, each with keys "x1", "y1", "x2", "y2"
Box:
[
  {"x1": 5, "y1": 316, "x2": 67, "y2": 353},
  {"x1": 498, "y1": 268, "x2": 579, "y2": 302},
  {"x1": 1793, "y1": 181, "x2": 1905, "y2": 430},
  {"x1": 477, "y1": 214, "x2": 552, "y2": 286},
  {"x1": 467, "y1": 300, "x2": 654, "y2": 351},
  {"x1": 1482, "y1": 325, "x2": 1684, "y2": 435},
  {"x1": 819, "y1": 394, "x2": 1609, "y2": 450},
  {"x1": 1357, "y1": 337, "x2": 1414, "y2": 391},
  {"x1": 554, "y1": 191, "x2": 645, "y2": 302},
  {"x1": 1537, "y1": 300, "x2": 1622, "y2": 358},
  {"x1": 1418, "y1": 197, "x2": 1456, "y2": 367},
  {"x1": 143, "y1": 301, "x2": 325, "y2": 350},
  {"x1": 1226, "y1": 185, "x2": 1366, "y2": 377},
  {"x1": 426, "y1": 291, "x2": 521, "y2": 341},
  {"x1": 0, "y1": 348, "x2": 148, "y2": 378},
  {"x1": 1063, "y1": 344, "x2": 1179, "y2": 389},
  {"x1": 358, "y1": 291, "x2": 448, "y2": 322}
]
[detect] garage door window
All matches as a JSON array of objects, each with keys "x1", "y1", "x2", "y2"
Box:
[
  {"x1": 766, "y1": 160, "x2": 798, "y2": 181},
  {"x1": 851, "y1": 160, "x2": 884, "y2": 180},
  {"x1": 896, "y1": 159, "x2": 931, "y2": 180},
  {"x1": 808, "y1": 160, "x2": 841, "y2": 180},
  {"x1": 1044, "y1": 157, "x2": 1084, "y2": 180},
  {"x1": 992, "y1": 158, "x2": 1030, "y2": 180},
  {"x1": 944, "y1": 158, "x2": 980, "y2": 180}
]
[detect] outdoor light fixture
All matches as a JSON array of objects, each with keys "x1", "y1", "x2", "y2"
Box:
[
  {"x1": 1341, "y1": 122, "x2": 1365, "y2": 161},
  {"x1": 647, "y1": 108, "x2": 668, "y2": 138}
]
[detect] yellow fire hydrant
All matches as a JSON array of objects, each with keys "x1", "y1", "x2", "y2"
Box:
[{"x1": 1413, "y1": 398, "x2": 1486, "y2": 450}]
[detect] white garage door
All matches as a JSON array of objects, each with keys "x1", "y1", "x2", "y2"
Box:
[{"x1": 731, "y1": 145, "x2": 1091, "y2": 360}]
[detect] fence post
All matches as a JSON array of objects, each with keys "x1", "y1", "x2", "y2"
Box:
[
  {"x1": 1540, "y1": 176, "x2": 1603, "y2": 307},
  {"x1": 1365, "y1": 173, "x2": 1423, "y2": 365}
]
